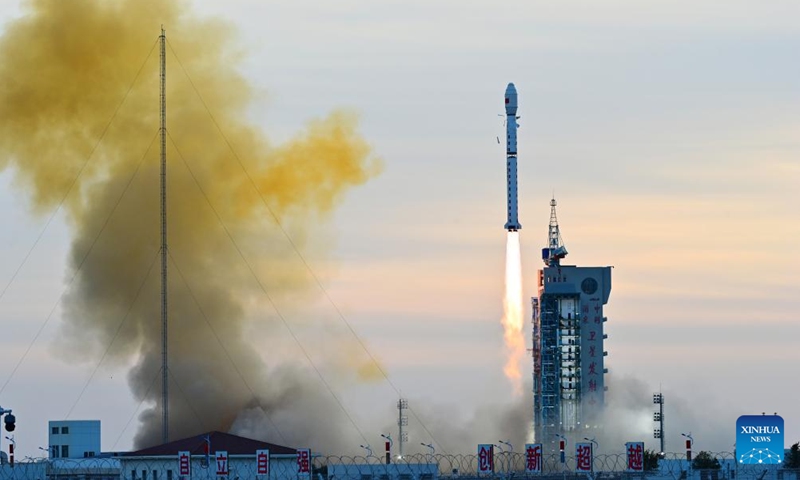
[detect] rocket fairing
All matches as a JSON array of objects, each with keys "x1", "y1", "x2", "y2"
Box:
[{"x1": 504, "y1": 83, "x2": 521, "y2": 232}]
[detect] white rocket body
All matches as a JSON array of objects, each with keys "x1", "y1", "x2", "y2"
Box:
[{"x1": 504, "y1": 83, "x2": 521, "y2": 232}]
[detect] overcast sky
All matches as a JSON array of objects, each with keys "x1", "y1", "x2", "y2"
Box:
[{"x1": 0, "y1": 0, "x2": 798, "y2": 458}]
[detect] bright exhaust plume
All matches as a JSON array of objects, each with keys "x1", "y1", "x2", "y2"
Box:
[{"x1": 501, "y1": 231, "x2": 525, "y2": 396}]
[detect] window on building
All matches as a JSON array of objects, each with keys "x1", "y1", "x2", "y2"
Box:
[
  {"x1": 142, "y1": 470, "x2": 148, "y2": 480},
  {"x1": 51, "y1": 446, "x2": 59, "y2": 458},
  {"x1": 51, "y1": 427, "x2": 59, "y2": 435},
  {"x1": 166, "y1": 470, "x2": 173, "y2": 480},
  {"x1": 61, "y1": 426, "x2": 69, "y2": 434},
  {"x1": 152, "y1": 470, "x2": 159, "y2": 480},
  {"x1": 61, "y1": 445, "x2": 69, "y2": 458},
  {"x1": 131, "y1": 469, "x2": 138, "y2": 480}
]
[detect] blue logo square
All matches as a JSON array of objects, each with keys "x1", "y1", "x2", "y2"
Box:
[{"x1": 736, "y1": 415, "x2": 784, "y2": 465}]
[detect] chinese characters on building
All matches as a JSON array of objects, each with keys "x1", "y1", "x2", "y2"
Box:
[{"x1": 626, "y1": 442, "x2": 644, "y2": 472}]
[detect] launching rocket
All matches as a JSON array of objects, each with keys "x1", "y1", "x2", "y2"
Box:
[{"x1": 504, "y1": 83, "x2": 521, "y2": 232}]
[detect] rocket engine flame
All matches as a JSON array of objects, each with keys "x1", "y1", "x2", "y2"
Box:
[{"x1": 501, "y1": 231, "x2": 525, "y2": 396}]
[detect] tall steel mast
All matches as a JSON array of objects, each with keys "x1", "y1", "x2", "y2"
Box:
[{"x1": 159, "y1": 26, "x2": 169, "y2": 445}]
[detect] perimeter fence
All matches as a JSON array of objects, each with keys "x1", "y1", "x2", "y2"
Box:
[{"x1": 0, "y1": 452, "x2": 796, "y2": 480}]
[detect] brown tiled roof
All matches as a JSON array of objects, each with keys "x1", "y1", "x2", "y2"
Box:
[{"x1": 128, "y1": 431, "x2": 296, "y2": 456}]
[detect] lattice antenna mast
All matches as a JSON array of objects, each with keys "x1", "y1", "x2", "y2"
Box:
[
  {"x1": 159, "y1": 26, "x2": 169, "y2": 445},
  {"x1": 545, "y1": 198, "x2": 568, "y2": 266}
]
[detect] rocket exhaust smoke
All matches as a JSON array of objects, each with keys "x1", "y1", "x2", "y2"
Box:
[
  {"x1": 0, "y1": 0, "x2": 380, "y2": 449},
  {"x1": 501, "y1": 232, "x2": 525, "y2": 396}
]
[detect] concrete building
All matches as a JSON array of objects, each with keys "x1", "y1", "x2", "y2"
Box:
[
  {"x1": 48, "y1": 420, "x2": 101, "y2": 459},
  {"x1": 532, "y1": 199, "x2": 612, "y2": 445}
]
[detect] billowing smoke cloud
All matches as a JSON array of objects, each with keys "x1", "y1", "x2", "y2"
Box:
[
  {"x1": 590, "y1": 374, "x2": 737, "y2": 455},
  {"x1": 395, "y1": 374, "x2": 736, "y2": 457},
  {"x1": 0, "y1": 0, "x2": 380, "y2": 449},
  {"x1": 393, "y1": 383, "x2": 534, "y2": 455}
]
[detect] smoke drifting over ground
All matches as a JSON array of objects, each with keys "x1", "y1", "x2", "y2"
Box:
[
  {"x1": 397, "y1": 374, "x2": 736, "y2": 456},
  {"x1": 590, "y1": 374, "x2": 739, "y2": 454},
  {"x1": 0, "y1": 0, "x2": 380, "y2": 449},
  {"x1": 394, "y1": 383, "x2": 534, "y2": 455}
]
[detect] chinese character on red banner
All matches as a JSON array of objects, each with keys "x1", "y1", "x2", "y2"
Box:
[
  {"x1": 582, "y1": 305, "x2": 589, "y2": 314},
  {"x1": 589, "y1": 362, "x2": 597, "y2": 375},
  {"x1": 590, "y1": 346, "x2": 596, "y2": 357},
  {"x1": 215, "y1": 451, "x2": 229, "y2": 477},
  {"x1": 626, "y1": 442, "x2": 644, "y2": 472},
  {"x1": 256, "y1": 449, "x2": 270, "y2": 476},
  {"x1": 525, "y1": 444, "x2": 542, "y2": 473},
  {"x1": 477, "y1": 444, "x2": 494, "y2": 474},
  {"x1": 297, "y1": 448, "x2": 311, "y2": 477},
  {"x1": 178, "y1": 451, "x2": 191, "y2": 476},
  {"x1": 589, "y1": 379, "x2": 597, "y2": 392},
  {"x1": 589, "y1": 331, "x2": 596, "y2": 340},
  {"x1": 575, "y1": 443, "x2": 593, "y2": 472}
]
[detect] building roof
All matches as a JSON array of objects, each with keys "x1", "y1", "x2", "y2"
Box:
[{"x1": 127, "y1": 431, "x2": 296, "y2": 456}]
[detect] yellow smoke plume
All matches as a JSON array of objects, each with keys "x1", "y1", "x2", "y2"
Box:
[{"x1": 0, "y1": 0, "x2": 381, "y2": 448}]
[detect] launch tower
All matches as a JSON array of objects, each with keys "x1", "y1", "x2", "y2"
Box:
[{"x1": 532, "y1": 199, "x2": 612, "y2": 445}]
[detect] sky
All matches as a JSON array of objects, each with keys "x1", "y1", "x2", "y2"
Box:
[{"x1": 0, "y1": 0, "x2": 798, "y2": 459}]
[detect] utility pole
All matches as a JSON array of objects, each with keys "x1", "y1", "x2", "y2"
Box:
[{"x1": 159, "y1": 26, "x2": 169, "y2": 445}]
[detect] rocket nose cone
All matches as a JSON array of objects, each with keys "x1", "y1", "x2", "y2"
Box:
[{"x1": 505, "y1": 83, "x2": 518, "y2": 114}]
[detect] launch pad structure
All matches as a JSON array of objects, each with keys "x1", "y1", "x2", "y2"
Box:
[
  {"x1": 498, "y1": 83, "x2": 614, "y2": 445},
  {"x1": 531, "y1": 199, "x2": 613, "y2": 446}
]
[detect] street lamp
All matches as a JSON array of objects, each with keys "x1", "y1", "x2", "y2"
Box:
[
  {"x1": 583, "y1": 438, "x2": 598, "y2": 474},
  {"x1": 584, "y1": 437, "x2": 599, "y2": 455},
  {"x1": 682, "y1": 433, "x2": 694, "y2": 463},
  {"x1": 420, "y1": 443, "x2": 435, "y2": 455},
  {"x1": 359, "y1": 444, "x2": 374, "y2": 459},
  {"x1": 554, "y1": 434, "x2": 567, "y2": 469},
  {"x1": 380, "y1": 434, "x2": 393, "y2": 465},
  {"x1": 498, "y1": 440, "x2": 514, "y2": 474},
  {"x1": 554, "y1": 434, "x2": 568, "y2": 451}
]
